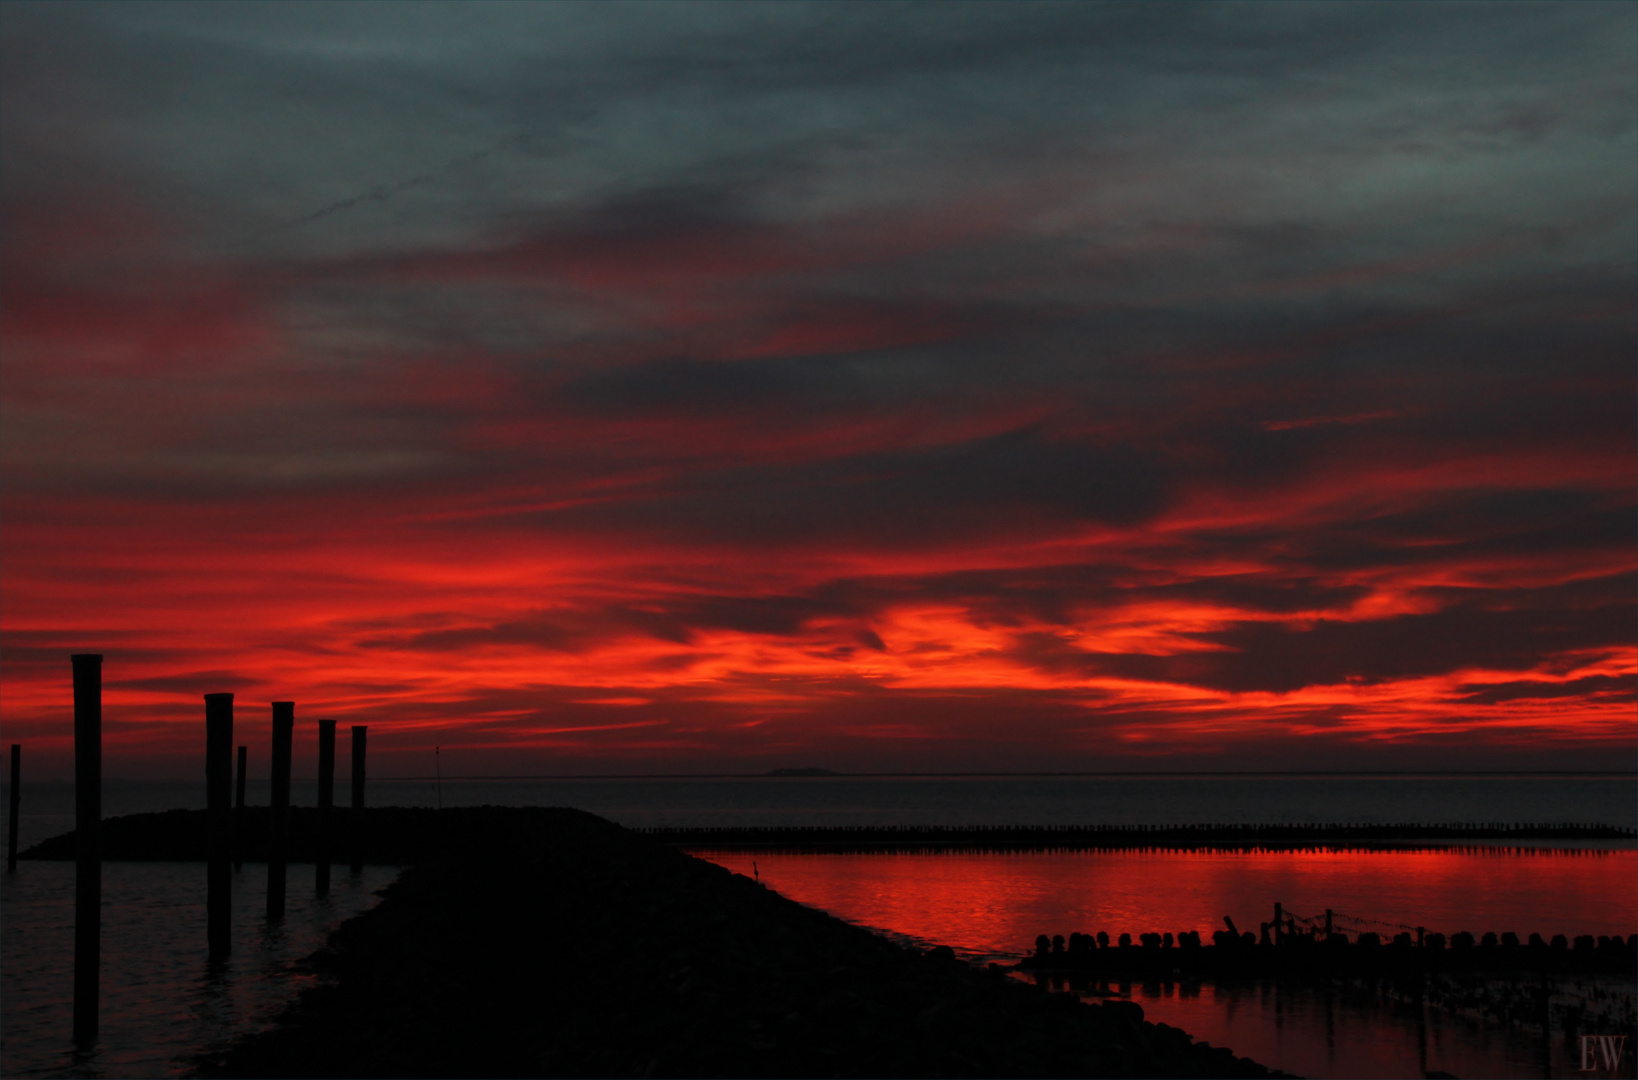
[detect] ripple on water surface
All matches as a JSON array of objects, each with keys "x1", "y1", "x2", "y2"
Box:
[{"x1": 1, "y1": 861, "x2": 399, "y2": 1079}]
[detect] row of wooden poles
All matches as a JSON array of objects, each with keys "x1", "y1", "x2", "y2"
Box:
[{"x1": 9, "y1": 655, "x2": 374, "y2": 1045}]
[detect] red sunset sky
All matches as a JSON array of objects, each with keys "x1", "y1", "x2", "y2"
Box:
[{"x1": 2, "y1": 3, "x2": 1634, "y2": 778}]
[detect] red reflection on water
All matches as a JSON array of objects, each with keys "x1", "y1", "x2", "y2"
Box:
[
  {"x1": 692, "y1": 847, "x2": 1638, "y2": 1079},
  {"x1": 691, "y1": 846, "x2": 1638, "y2": 961}
]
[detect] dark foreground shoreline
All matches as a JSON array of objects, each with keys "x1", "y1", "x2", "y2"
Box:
[{"x1": 180, "y1": 807, "x2": 1288, "y2": 1079}]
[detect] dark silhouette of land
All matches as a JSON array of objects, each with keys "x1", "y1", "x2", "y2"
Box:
[{"x1": 170, "y1": 807, "x2": 1288, "y2": 1079}]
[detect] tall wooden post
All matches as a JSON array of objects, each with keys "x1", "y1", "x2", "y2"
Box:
[
  {"x1": 234, "y1": 745, "x2": 247, "y2": 869},
  {"x1": 205, "y1": 694, "x2": 234, "y2": 958},
  {"x1": 349, "y1": 725, "x2": 367, "y2": 874},
  {"x1": 72, "y1": 653, "x2": 102, "y2": 1045},
  {"x1": 316, "y1": 720, "x2": 336, "y2": 896},
  {"x1": 1273, "y1": 902, "x2": 1283, "y2": 947},
  {"x1": 267, "y1": 702, "x2": 293, "y2": 920},
  {"x1": 7, "y1": 744, "x2": 19, "y2": 872}
]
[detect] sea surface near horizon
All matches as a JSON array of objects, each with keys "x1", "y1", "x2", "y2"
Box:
[
  {"x1": 1, "y1": 862, "x2": 397, "y2": 1079},
  {"x1": 4, "y1": 772, "x2": 1633, "y2": 853}
]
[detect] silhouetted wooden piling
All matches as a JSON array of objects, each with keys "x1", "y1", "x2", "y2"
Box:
[
  {"x1": 350, "y1": 725, "x2": 367, "y2": 873},
  {"x1": 267, "y1": 702, "x2": 293, "y2": 920},
  {"x1": 316, "y1": 720, "x2": 336, "y2": 897},
  {"x1": 7, "y1": 744, "x2": 19, "y2": 872},
  {"x1": 205, "y1": 694, "x2": 234, "y2": 958},
  {"x1": 234, "y1": 745, "x2": 247, "y2": 869},
  {"x1": 72, "y1": 653, "x2": 102, "y2": 1045}
]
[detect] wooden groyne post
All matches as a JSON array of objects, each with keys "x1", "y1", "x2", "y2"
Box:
[
  {"x1": 267, "y1": 702, "x2": 293, "y2": 920},
  {"x1": 234, "y1": 745, "x2": 247, "y2": 869},
  {"x1": 316, "y1": 720, "x2": 336, "y2": 897},
  {"x1": 349, "y1": 725, "x2": 367, "y2": 874},
  {"x1": 72, "y1": 653, "x2": 102, "y2": 1045},
  {"x1": 205, "y1": 694, "x2": 234, "y2": 958},
  {"x1": 7, "y1": 743, "x2": 19, "y2": 872}
]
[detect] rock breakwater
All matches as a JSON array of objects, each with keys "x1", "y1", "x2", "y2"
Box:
[{"x1": 188, "y1": 807, "x2": 1288, "y2": 1078}]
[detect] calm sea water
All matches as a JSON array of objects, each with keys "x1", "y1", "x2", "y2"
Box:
[
  {"x1": 0, "y1": 862, "x2": 397, "y2": 1079},
  {"x1": 3, "y1": 776, "x2": 1634, "y2": 1079},
  {"x1": 4, "y1": 773, "x2": 1634, "y2": 852},
  {"x1": 694, "y1": 847, "x2": 1637, "y2": 1079}
]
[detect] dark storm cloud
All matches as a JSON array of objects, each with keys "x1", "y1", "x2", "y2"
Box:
[
  {"x1": 366, "y1": 593, "x2": 859, "y2": 654},
  {"x1": 1002, "y1": 573, "x2": 1637, "y2": 695},
  {"x1": 520, "y1": 424, "x2": 1170, "y2": 547},
  {"x1": 1455, "y1": 675, "x2": 1637, "y2": 706}
]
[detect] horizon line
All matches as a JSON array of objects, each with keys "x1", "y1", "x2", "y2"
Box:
[{"x1": 36, "y1": 768, "x2": 1638, "y2": 784}]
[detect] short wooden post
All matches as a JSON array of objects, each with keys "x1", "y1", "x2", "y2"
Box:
[
  {"x1": 72, "y1": 653, "x2": 102, "y2": 1045},
  {"x1": 349, "y1": 725, "x2": 367, "y2": 873},
  {"x1": 316, "y1": 720, "x2": 336, "y2": 896},
  {"x1": 7, "y1": 744, "x2": 19, "y2": 872},
  {"x1": 234, "y1": 745, "x2": 247, "y2": 869},
  {"x1": 267, "y1": 702, "x2": 293, "y2": 920},
  {"x1": 205, "y1": 694, "x2": 234, "y2": 958}
]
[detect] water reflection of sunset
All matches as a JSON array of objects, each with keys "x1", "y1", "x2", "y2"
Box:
[{"x1": 693, "y1": 847, "x2": 1638, "y2": 962}]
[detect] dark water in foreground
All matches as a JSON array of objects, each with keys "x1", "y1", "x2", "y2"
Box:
[
  {"x1": 1, "y1": 863, "x2": 397, "y2": 1079},
  {"x1": 3, "y1": 776, "x2": 1634, "y2": 1078}
]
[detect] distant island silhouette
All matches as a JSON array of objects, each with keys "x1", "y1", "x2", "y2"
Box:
[{"x1": 764, "y1": 767, "x2": 843, "y2": 777}]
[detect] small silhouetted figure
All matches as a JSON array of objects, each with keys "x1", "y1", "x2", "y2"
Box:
[
  {"x1": 1051, "y1": 934, "x2": 1065, "y2": 955},
  {"x1": 1095, "y1": 931, "x2": 1109, "y2": 949},
  {"x1": 1034, "y1": 934, "x2": 1051, "y2": 959},
  {"x1": 752, "y1": 860, "x2": 759, "y2": 882},
  {"x1": 1118, "y1": 933, "x2": 1132, "y2": 949}
]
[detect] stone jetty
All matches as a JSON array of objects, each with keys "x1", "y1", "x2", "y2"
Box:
[{"x1": 177, "y1": 807, "x2": 1288, "y2": 1078}]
